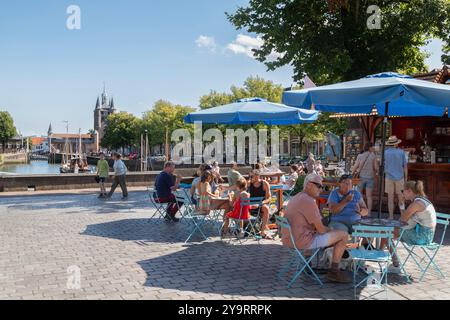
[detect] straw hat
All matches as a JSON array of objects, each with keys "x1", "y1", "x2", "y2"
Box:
[{"x1": 386, "y1": 136, "x2": 402, "y2": 146}]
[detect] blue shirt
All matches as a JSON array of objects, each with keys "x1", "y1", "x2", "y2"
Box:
[
  {"x1": 155, "y1": 171, "x2": 175, "y2": 198},
  {"x1": 328, "y1": 189, "x2": 362, "y2": 223},
  {"x1": 384, "y1": 147, "x2": 407, "y2": 181}
]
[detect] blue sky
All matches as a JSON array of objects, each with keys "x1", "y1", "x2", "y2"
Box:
[{"x1": 0, "y1": 0, "x2": 445, "y2": 136}]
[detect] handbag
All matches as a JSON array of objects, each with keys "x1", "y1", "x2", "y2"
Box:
[{"x1": 94, "y1": 175, "x2": 100, "y2": 183}]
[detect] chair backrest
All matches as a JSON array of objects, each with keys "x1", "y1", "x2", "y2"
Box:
[
  {"x1": 241, "y1": 197, "x2": 264, "y2": 207},
  {"x1": 436, "y1": 212, "x2": 450, "y2": 245},
  {"x1": 239, "y1": 197, "x2": 264, "y2": 219},
  {"x1": 173, "y1": 190, "x2": 186, "y2": 205},
  {"x1": 352, "y1": 225, "x2": 395, "y2": 249},
  {"x1": 275, "y1": 215, "x2": 302, "y2": 253}
]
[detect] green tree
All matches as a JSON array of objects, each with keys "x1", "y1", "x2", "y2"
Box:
[
  {"x1": 199, "y1": 77, "x2": 346, "y2": 153},
  {"x1": 0, "y1": 111, "x2": 17, "y2": 153},
  {"x1": 142, "y1": 100, "x2": 195, "y2": 147},
  {"x1": 228, "y1": 0, "x2": 450, "y2": 84},
  {"x1": 101, "y1": 112, "x2": 141, "y2": 151},
  {"x1": 199, "y1": 76, "x2": 284, "y2": 109}
]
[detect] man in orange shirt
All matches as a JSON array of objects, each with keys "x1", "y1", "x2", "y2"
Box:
[{"x1": 282, "y1": 174, "x2": 352, "y2": 283}]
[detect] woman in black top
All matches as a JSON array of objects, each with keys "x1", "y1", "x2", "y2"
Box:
[{"x1": 248, "y1": 170, "x2": 273, "y2": 239}]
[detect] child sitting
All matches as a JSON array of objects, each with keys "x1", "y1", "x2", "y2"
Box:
[{"x1": 221, "y1": 178, "x2": 250, "y2": 238}]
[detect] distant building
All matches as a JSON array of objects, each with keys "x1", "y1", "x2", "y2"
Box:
[
  {"x1": 1, "y1": 137, "x2": 26, "y2": 153},
  {"x1": 31, "y1": 137, "x2": 49, "y2": 154},
  {"x1": 413, "y1": 65, "x2": 450, "y2": 84},
  {"x1": 94, "y1": 86, "x2": 116, "y2": 143},
  {"x1": 48, "y1": 133, "x2": 97, "y2": 154}
]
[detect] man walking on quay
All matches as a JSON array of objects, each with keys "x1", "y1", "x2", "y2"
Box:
[
  {"x1": 384, "y1": 136, "x2": 408, "y2": 219},
  {"x1": 106, "y1": 153, "x2": 128, "y2": 200}
]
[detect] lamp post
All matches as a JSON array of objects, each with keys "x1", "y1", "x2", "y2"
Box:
[{"x1": 145, "y1": 129, "x2": 149, "y2": 171}]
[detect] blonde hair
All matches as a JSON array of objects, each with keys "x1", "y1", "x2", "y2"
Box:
[
  {"x1": 404, "y1": 180, "x2": 426, "y2": 197},
  {"x1": 235, "y1": 178, "x2": 247, "y2": 191}
]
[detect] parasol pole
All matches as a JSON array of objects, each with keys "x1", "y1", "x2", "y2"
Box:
[{"x1": 377, "y1": 102, "x2": 389, "y2": 219}]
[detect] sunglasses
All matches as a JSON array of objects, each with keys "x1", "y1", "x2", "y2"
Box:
[
  {"x1": 310, "y1": 182, "x2": 324, "y2": 189},
  {"x1": 339, "y1": 174, "x2": 353, "y2": 182}
]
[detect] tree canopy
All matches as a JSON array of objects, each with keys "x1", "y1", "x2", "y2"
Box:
[
  {"x1": 199, "y1": 76, "x2": 284, "y2": 109},
  {"x1": 0, "y1": 111, "x2": 17, "y2": 152},
  {"x1": 101, "y1": 112, "x2": 141, "y2": 150},
  {"x1": 227, "y1": 0, "x2": 450, "y2": 84},
  {"x1": 141, "y1": 100, "x2": 195, "y2": 146},
  {"x1": 198, "y1": 76, "x2": 347, "y2": 147}
]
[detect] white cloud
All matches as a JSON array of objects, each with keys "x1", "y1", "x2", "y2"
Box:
[
  {"x1": 226, "y1": 34, "x2": 283, "y2": 61},
  {"x1": 195, "y1": 35, "x2": 217, "y2": 52}
]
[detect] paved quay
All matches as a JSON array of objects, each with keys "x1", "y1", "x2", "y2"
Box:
[{"x1": 0, "y1": 189, "x2": 449, "y2": 300}]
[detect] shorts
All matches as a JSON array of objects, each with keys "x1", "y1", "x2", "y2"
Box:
[
  {"x1": 329, "y1": 220, "x2": 355, "y2": 234},
  {"x1": 99, "y1": 177, "x2": 107, "y2": 183},
  {"x1": 401, "y1": 225, "x2": 435, "y2": 246},
  {"x1": 305, "y1": 233, "x2": 331, "y2": 250},
  {"x1": 358, "y1": 177, "x2": 374, "y2": 190},
  {"x1": 385, "y1": 178, "x2": 404, "y2": 195}
]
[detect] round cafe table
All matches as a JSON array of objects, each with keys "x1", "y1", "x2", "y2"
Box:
[{"x1": 357, "y1": 218, "x2": 408, "y2": 228}]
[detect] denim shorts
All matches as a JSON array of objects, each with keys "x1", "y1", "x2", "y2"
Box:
[
  {"x1": 401, "y1": 225, "x2": 435, "y2": 246},
  {"x1": 329, "y1": 220, "x2": 355, "y2": 234},
  {"x1": 359, "y1": 177, "x2": 374, "y2": 190}
]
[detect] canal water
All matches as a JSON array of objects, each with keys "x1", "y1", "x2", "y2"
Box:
[{"x1": 0, "y1": 161, "x2": 96, "y2": 175}]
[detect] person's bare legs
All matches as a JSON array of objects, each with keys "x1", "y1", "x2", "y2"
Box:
[
  {"x1": 380, "y1": 228, "x2": 401, "y2": 266},
  {"x1": 366, "y1": 187, "x2": 373, "y2": 215},
  {"x1": 387, "y1": 192, "x2": 395, "y2": 220},
  {"x1": 100, "y1": 181, "x2": 106, "y2": 195},
  {"x1": 397, "y1": 192, "x2": 405, "y2": 217},
  {"x1": 327, "y1": 230, "x2": 349, "y2": 265},
  {"x1": 260, "y1": 205, "x2": 270, "y2": 235}
]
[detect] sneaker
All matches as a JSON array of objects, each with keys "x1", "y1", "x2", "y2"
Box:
[
  {"x1": 98, "y1": 194, "x2": 105, "y2": 199},
  {"x1": 121, "y1": 196, "x2": 128, "y2": 201},
  {"x1": 326, "y1": 270, "x2": 353, "y2": 283},
  {"x1": 387, "y1": 264, "x2": 402, "y2": 274}
]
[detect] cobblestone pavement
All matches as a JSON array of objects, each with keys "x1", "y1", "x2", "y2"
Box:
[{"x1": 0, "y1": 190, "x2": 449, "y2": 300}]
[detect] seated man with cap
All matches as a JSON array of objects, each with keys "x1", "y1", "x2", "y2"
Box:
[{"x1": 327, "y1": 174, "x2": 369, "y2": 233}]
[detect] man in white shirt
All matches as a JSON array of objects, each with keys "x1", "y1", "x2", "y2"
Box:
[{"x1": 106, "y1": 153, "x2": 128, "y2": 200}]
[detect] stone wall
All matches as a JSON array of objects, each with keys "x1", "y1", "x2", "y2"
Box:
[
  {"x1": 0, "y1": 153, "x2": 28, "y2": 165},
  {"x1": 0, "y1": 166, "x2": 261, "y2": 192}
]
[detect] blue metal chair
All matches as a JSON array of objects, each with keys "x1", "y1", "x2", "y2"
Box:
[
  {"x1": 174, "y1": 190, "x2": 209, "y2": 243},
  {"x1": 225, "y1": 197, "x2": 264, "y2": 244},
  {"x1": 148, "y1": 188, "x2": 169, "y2": 223},
  {"x1": 275, "y1": 215, "x2": 323, "y2": 287},
  {"x1": 400, "y1": 212, "x2": 450, "y2": 282},
  {"x1": 350, "y1": 225, "x2": 395, "y2": 300}
]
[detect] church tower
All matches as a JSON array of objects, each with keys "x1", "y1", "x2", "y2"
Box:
[{"x1": 94, "y1": 85, "x2": 116, "y2": 143}]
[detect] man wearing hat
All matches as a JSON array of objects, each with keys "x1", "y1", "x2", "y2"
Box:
[{"x1": 384, "y1": 136, "x2": 408, "y2": 219}]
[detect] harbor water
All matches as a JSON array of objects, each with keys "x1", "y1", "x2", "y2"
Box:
[{"x1": 0, "y1": 161, "x2": 96, "y2": 175}]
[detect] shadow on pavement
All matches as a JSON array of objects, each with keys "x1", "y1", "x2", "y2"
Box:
[{"x1": 136, "y1": 241, "x2": 411, "y2": 300}]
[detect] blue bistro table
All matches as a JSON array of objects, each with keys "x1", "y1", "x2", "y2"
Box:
[{"x1": 355, "y1": 218, "x2": 410, "y2": 278}]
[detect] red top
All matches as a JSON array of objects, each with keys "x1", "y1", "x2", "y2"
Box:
[{"x1": 227, "y1": 197, "x2": 250, "y2": 220}]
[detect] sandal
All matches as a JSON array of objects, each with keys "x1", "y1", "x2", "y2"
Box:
[{"x1": 261, "y1": 233, "x2": 274, "y2": 240}]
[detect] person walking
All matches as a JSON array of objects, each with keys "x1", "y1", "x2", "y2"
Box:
[
  {"x1": 306, "y1": 153, "x2": 316, "y2": 174},
  {"x1": 106, "y1": 153, "x2": 128, "y2": 200},
  {"x1": 96, "y1": 152, "x2": 110, "y2": 198},
  {"x1": 352, "y1": 144, "x2": 378, "y2": 215},
  {"x1": 384, "y1": 136, "x2": 408, "y2": 219}
]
